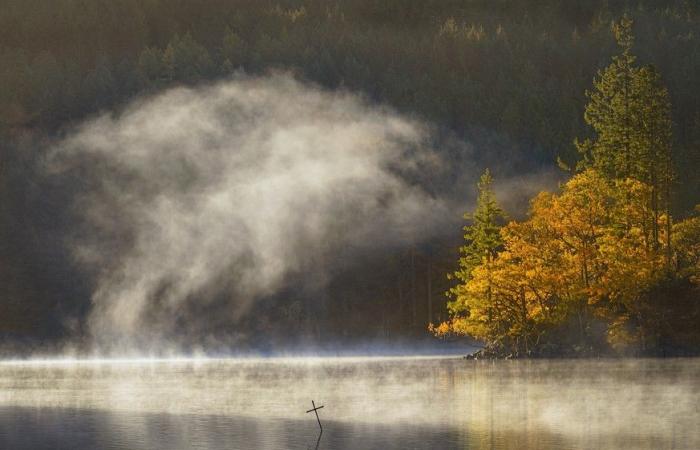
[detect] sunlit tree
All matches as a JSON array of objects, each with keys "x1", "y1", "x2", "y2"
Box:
[
  {"x1": 437, "y1": 168, "x2": 683, "y2": 354},
  {"x1": 451, "y1": 169, "x2": 505, "y2": 281},
  {"x1": 443, "y1": 170, "x2": 506, "y2": 323}
]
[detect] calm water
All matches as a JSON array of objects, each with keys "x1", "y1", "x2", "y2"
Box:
[{"x1": 0, "y1": 356, "x2": 698, "y2": 449}]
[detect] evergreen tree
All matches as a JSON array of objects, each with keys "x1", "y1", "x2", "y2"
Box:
[
  {"x1": 448, "y1": 169, "x2": 506, "y2": 296},
  {"x1": 576, "y1": 15, "x2": 675, "y2": 260},
  {"x1": 460, "y1": 170, "x2": 505, "y2": 274},
  {"x1": 222, "y1": 27, "x2": 245, "y2": 68},
  {"x1": 576, "y1": 15, "x2": 640, "y2": 179},
  {"x1": 634, "y1": 64, "x2": 674, "y2": 256},
  {"x1": 436, "y1": 169, "x2": 507, "y2": 344},
  {"x1": 137, "y1": 47, "x2": 166, "y2": 86},
  {"x1": 163, "y1": 34, "x2": 213, "y2": 82}
]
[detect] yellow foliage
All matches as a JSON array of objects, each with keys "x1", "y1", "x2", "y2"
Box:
[
  {"x1": 428, "y1": 321, "x2": 453, "y2": 337},
  {"x1": 673, "y1": 214, "x2": 700, "y2": 284},
  {"x1": 443, "y1": 169, "x2": 683, "y2": 354}
]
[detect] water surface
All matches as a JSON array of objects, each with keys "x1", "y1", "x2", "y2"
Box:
[{"x1": 0, "y1": 356, "x2": 697, "y2": 449}]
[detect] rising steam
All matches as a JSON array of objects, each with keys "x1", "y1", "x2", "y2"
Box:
[{"x1": 50, "y1": 73, "x2": 447, "y2": 352}]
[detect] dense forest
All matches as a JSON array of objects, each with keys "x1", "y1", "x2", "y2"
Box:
[{"x1": 1, "y1": 0, "x2": 699, "y2": 354}]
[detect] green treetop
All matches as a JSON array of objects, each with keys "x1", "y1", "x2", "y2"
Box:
[
  {"x1": 439, "y1": 168, "x2": 507, "y2": 340},
  {"x1": 576, "y1": 15, "x2": 674, "y2": 255},
  {"x1": 450, "y1": 169, "x2": 506, "y2": 287},
  {"x1": 576, "y1": 15, "x2": 640, "y2": 178}
]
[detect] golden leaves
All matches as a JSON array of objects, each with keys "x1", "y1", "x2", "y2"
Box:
[{"x1": 440, "y1": 169, "x2": 693, "y2": 353}]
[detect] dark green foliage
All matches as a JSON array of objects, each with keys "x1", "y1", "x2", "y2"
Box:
[
  {"x1": 451, "y1": 169, "x2": 506, "y2": 286},
  {"x1": 0, "y1": 1, "x2": 698, "y2": 209},
  {"x1": 137, "y1": 47, "x2": 167, "y2": 87},
  {"x1": 163, "y1": 34, "x2": 214, "y2": 82},
  {"x1": 576, "y1": 15, "x2": 675, "y2": 258}
]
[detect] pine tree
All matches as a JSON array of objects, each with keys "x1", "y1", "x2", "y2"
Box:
[
  {"x1": 163, "y1": 34, "x2": 213, "y2": 82},
  {"x1": 222, "y1": 27, "x2": 245, "y2": 68},
  {"x1": 576, "y1": 15, "x2": 640, "y2": 179},
  {"x1": 576, "y1": 15, "x2": 674, "y2": 261},
  {"x1": 449, "y1": 169, "x2": 506, "y2": 290},
  {"x1": 634, "y1": 64, "x2": 674, "y2": 256},
  {"x1": 435, "y1": 169, "x2": 507, "y2": 344},
  {"x1": 447, "y1": 169, "x2": 505, "y2": 310}
]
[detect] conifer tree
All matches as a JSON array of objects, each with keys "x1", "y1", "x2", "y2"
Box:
[
  {"x1": 634, "y1": 64, "x2": 674, "y2": 255},
  {"x1": 446, "y1": 169, "x2": 506, "y2": 313},
  {"x1": 576, "y1": 15, "x2": 640, "y2": 179},
  {"x1": 163, "y1": 34, "x2": 213, "y2": 82},
  {"x1": 435, "y1": 169, "x2": 507, "y2": 344},
  {"x1": 453, "y1": 169, "x2": 506, "y2": 281},
  {"x1": 576, "y1": 15, "x2": 674, "y2": 260}
]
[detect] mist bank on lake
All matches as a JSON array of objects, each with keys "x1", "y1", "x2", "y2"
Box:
[{"x1": 0, "y1": 357, "x2": 698, "y2": 449}]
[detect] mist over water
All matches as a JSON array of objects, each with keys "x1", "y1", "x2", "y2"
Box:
[
  {"x1": 0, "y1": 357, "x2": 698, "y2": 449},
  {"x1": 50, "y1": 74, "x2": 452, "y2": 352}
]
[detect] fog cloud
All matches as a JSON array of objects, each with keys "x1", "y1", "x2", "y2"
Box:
[{"x1": 51, "y1": 74, "x2": 449, "y2": 351}]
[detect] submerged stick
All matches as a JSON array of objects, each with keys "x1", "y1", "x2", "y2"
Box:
[{"x1": 306, "y1": 400, "x2": 324, "y2": 432}]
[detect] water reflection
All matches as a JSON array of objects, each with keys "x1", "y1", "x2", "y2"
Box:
[{"x1": 0, "y1": 356, "x2": 697, "y2": 449}]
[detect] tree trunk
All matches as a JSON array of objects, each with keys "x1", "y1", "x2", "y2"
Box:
[{"x1": 427, "y1": 254, "x2": 432, "y2": 325}]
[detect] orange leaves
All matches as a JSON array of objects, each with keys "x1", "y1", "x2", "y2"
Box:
[
  {"x1": 443, "y1": 169, "x2": 681, "y2": 353},
  {"x1": 673, "y1": 215, "x2": 700, "y2": 284},
  {"x1": 428, "y1": 321, "x2": 453, "y2": 337}
]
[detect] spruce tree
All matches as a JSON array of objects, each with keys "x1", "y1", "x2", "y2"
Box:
[
  {"x1": 576, "y1": 15, "x2": 640, "y2": 179},
  {"x1": 576, "y1": 15, "x2": 674, "y2": 259},
  {"x1": 634, "y1": 64, "x2": 673, "y2": 253},
  {"x1": 442, "y1": 169, "x2": 506, "y2": 339},
  {"x1": 451, "y1": 169, "x2": 506, "y2": 286}
]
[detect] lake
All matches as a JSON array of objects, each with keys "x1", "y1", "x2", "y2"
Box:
[{"x1": 0, "y1": 356, "x2": 697, "y2": 449}]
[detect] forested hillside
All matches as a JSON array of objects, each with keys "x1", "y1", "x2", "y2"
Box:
[{"x1": 1, "y1": 0, "x2": 699, "y2": 351}]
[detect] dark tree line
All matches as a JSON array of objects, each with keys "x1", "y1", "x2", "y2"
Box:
[{"x1": 1, "y1": 0, "x2": 700, "y2": 349}]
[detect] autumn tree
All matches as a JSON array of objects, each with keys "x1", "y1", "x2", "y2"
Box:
[
  {"x1": 673, "y1": 206, "x2": 700, "y2": 284},
  {"x1": 431, "y1": 13, "x2": 698, "y2": 357},
  {"x1": 437, "y1": 169, "x2": 678, "y2": 355}
]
